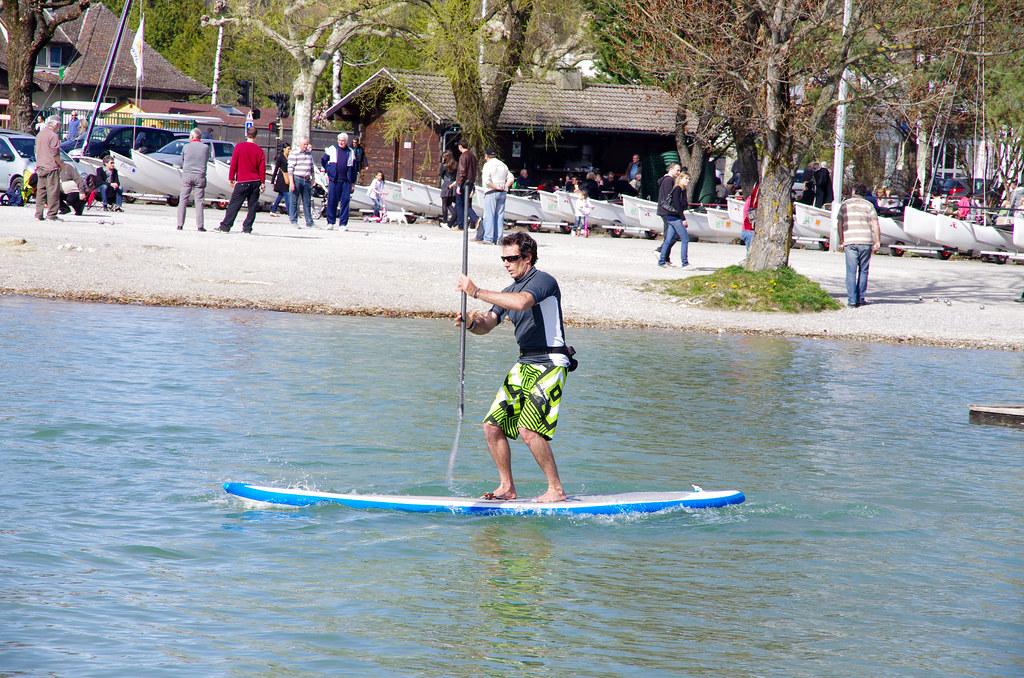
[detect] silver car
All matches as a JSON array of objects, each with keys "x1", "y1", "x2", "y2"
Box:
[
  {"x1": 146, "y1": 138, "x2": 235, "y2": 167},
  {"x1": 0, "y1": 131, "x2": 87, "y2": 195}
]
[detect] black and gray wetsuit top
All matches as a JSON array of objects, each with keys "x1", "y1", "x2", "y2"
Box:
[{"x1": 490, "y1": 267, "x2": 569, "y2": 368}]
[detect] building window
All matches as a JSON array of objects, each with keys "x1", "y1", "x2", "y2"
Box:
[{"x1": 35, "y1": 46, "x2": 63, "y2": 70}]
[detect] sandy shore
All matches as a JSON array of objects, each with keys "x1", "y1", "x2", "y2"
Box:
[{"x1": 2, "y1": 201, "x2": 1022, "y2": 351}]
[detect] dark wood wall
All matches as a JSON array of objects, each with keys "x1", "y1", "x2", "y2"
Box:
[
  {"x1": 358, "y1": 110, "x2": 442, "y2": 186},
  {"x1": 343, "y1": 106, "x2": 674, "y2": 188}
]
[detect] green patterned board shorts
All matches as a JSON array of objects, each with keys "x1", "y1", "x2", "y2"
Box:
[{"x1": 484, "y1": 362, "x2": 567, "y2": 440}]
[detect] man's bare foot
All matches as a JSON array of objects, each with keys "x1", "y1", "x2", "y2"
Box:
[
  {"x1": 482, "y1": 486, "x2": 516, "y2": 500},
  {"x1": 532, "y1": 489, "x2": 568, "y2": 503}
]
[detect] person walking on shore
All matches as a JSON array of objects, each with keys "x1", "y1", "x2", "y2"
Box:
[
  {"x1": 218, "y1": 126, "x2": 266, "y2": 233},
  {"x1": 177, "y1": 128, "x2": 211, "y2": 231},
  {"x1": 657, "y1": 168, "x2": 691, "y2": 268},
  {"x1": 269, "y1": 142, "x2": 291, "y2": 216},
  {"x1": 321, "y1": 132, "x2": 358, "y2": 230},
  {"x1": 837, "y1": 183, "x2": 881, "y2": 307},
  {"x1": 455, "y1": 231, "x2": 573, "y2": 503},
  {"x1": 655, "y1": 162, "x2": 681, "y2": 266},
  {"x1": 34, "y1": 115, "x2": 64, "y2": 221},
  {"x1": 288, "y1": 138, "x2": 315, "y2": 228},
  {"x1": 480, "y1": 147, "x2": 513, "y2": 243}
]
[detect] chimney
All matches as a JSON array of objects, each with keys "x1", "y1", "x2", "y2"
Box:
[{"x1": 558, "y1": 68, "x2": 582, "y2": 91}]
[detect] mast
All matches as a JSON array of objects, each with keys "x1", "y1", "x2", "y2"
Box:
[{"x1": 82, "y1": 0, "x2": 134, "y2": 152}]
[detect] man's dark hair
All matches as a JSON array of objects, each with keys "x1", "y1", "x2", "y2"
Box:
[
  {"x1": 457, "y1": 139, "x2": 469, "y2": 150},
  {"x1": 854, "y1": 183, "x2": 868, "y2": 196},
  {"x1": 499, "y1": 231, "x2": 538, "y2": 264}
]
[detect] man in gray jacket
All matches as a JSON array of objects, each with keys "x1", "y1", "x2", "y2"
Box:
[{"x1": 177, "y1": 128, "x2": 211, "y2": 231}]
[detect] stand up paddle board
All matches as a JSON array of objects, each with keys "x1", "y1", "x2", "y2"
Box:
[{"x1": 223, "y1": 482, "x2": 745, "y2": 516}]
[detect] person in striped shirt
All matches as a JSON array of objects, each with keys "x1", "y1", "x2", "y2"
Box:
[
  {"x1": 837, "y1": 183, "x2": 881, "y2": 307},
  {"x1": 287, "y1": 138, "x2": 315, "y2": 228}
]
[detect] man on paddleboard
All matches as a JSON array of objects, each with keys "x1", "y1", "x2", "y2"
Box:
[{"x1": 456, "y1": 232, "x2": 576, "y2": 503}]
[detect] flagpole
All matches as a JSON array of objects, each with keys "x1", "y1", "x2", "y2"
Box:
[{"x1": 130, "y1": 11, "x2": 145, "y2": 145}]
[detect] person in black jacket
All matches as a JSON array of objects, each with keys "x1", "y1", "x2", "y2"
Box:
[
  {"x1": 95, "y1": 156, "x2": 123, "y2": 211},
  {"x1": 657, "y1": 170, "x2": 692, "y2": 268},
  {"x1": 814, "y1": 161, "x2": 834, "y2": 207},
  {"x1": 269, "y1": 143, "x2": 291, "y2": 216},
  {"x1": 656, "y1": 163, "x2": 680, "y2": 267},
  {"x1": 439, "y1": 150, "x2": 458, "y2": 227}
]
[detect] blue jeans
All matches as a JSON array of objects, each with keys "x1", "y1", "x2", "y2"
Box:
[
  {"x1": 289, "y1": 176, "x2": 313, "y2": 227},
  {"x1": 371, "y1": 195, "x2": 383, "y2": 217},
  {"x1": 271, "y1": 191, "x2": 288, "y2": 213},
  {"x1": 455, "y1": 184, "x2": 478, "y2": 229},
  {"x1": 658, "y1": 215, "x2": 689, "y2": 266},
  {"x1": 482, "y1": 190, "x2": 506, "y2": 243},
  {"x1": 844, "y1": 243, "x2": 872, "y2": 306},
  {"x1": 741, "y1": 229, "x2": 754, "y2": 252},
  {"x1": 100, "y1": 184, "x2": 122, "y2": 208},
  {"x1": 325, "y1": 180, "x2": 352, "y2": 226}
]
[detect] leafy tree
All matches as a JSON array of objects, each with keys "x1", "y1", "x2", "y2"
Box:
[
  {"x1": 201, "y1": 0, "x2": 401, "y2": 144},
  {"x1": 2, "y1": 0, "x2": 91, "y2": 132},
  {"x1": 600, "y1": 0, "x2": 1024, "y2": 271},
  {"x1": 401, "y1": 0, "x2": 589, "y2": 154}
]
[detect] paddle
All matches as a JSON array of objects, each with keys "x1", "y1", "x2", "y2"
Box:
[{"x1": 446, "y1": 180, "x2": 471, "y2": 486}]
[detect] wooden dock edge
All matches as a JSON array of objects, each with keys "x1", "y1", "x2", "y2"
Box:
[{"x1": 968, "y1": 405, "x2": 1024, "y2": 429}]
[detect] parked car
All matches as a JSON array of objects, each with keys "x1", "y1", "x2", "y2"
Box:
[
  {"x1": 0, "y1": 130, "x2": 87, "y2": 196},
  {"x1": 60, "y1": 125, "x2": 187, "y2": 159},
  {"x1": 145, "y1": 138, "x2": 236, "y2": 167}
]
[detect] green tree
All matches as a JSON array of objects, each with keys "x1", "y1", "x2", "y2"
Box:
[
  {"x1": 202, "y1": 0, "x2": 402, "y2": 145},
  {"x1": 402, "y1": 0, "x2": 589, "y2": 154}
]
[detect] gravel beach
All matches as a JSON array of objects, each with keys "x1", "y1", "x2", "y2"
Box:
[{"x1": 2, "y1": 202, "x2": 1022, "y2": 351}]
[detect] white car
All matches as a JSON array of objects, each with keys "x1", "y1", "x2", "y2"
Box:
[{"x1": 0, "y1": 130, "x2": 87, "y2": 196}]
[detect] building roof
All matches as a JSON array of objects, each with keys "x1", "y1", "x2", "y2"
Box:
[
  {"x1": 328, "y1": 68, "x2": 676, "y2": 135},
  {"x1": 0, "y1": 3, "x2": 208, "y2": 98}
]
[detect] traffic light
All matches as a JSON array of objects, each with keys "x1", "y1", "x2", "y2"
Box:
[
  {"x1": 236, "y1": 79, "x2": 251, "y2": 108},
  {"x1": 268, "y1": 121, "x2": 277, "y2": 134},
  {"x1": 269, "y1": 93, "x2": 290, "y2": 119}
]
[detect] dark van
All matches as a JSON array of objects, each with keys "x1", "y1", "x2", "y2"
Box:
[{"x1": 60, "y1": 125, "x2": 187, "y2": 159}]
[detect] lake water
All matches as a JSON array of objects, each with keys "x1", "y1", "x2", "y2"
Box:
[{"x1": 1, "y1": 296, "x2": 1022, "y2": 677}]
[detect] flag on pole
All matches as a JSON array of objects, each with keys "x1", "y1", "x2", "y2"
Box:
[{"x1": 130, "y1": 15, "x2": 145, "y2": 82}]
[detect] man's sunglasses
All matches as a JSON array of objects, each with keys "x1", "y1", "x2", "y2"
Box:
[{"x1": 500, "y1": 254, "x2": 524, "y2": 262}]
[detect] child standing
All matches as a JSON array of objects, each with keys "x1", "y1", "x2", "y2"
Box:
[
  {"x1": 573, "y1": 188, "x2": 592, "y2": 237},
  {"x1": 367, "y1": 171, "x2": 386, "y2": 221}
]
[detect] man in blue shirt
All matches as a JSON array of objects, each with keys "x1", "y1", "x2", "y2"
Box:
[
  {"x1": 65, "y1": 112, "x2": 82, "y2": 141},
  {"x1": 456, "y1": 232, "x2": 573, "y2": 502}
]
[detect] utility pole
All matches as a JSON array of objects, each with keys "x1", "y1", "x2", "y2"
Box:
[
  {"x1": 210, "y1": 1, "x2": 228, "y2": 105},
  {"x1": 829, "y1": 0, "x2": 853, "y2": 252}
]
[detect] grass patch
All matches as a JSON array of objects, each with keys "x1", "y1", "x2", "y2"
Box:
[{"x1": 651, "y1": 265, "x2": 842, "y2": 312}]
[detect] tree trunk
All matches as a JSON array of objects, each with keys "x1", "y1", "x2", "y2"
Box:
[
  {"x1": 290, "y1": 68, "x2": 318, "y2": 146},
  {"x1": 731, "y1": 123, "x2": 760, "y2": 197},
  {"x1": 673, "y1": 110, "x2": 706, "y2": 203},
  {"x1": 4, "y1": 3, "x2": 45, "y2": 133},
  {"x1": 744, "y1": 161, "x2": 793, "y2": 271}
]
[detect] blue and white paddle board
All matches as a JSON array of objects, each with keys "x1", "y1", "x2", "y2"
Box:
[{"x1": 223, "y1": 482, "x2": 745, "y2": 516}]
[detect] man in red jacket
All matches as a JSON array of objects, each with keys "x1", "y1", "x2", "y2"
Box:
[{"x1": 218, "y1": 126, "x2": 266, "y2": 233}]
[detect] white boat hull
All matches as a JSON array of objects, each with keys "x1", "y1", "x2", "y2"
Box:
[{"x1": 131, "y1": 150, "x2": 183, "y2": 198}]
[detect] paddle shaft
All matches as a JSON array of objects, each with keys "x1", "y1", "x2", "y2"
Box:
[{"x1": 446, "y1": 179, "x2": 472, "y2": 485}]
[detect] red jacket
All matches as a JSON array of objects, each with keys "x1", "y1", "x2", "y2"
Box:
[{"x1": 229, "y1": 141, "x2": 266, "y2": 183}]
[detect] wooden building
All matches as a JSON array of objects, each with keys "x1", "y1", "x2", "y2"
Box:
[{"x1": 325, "y1": 68, "x2": 678, "y2": 189}]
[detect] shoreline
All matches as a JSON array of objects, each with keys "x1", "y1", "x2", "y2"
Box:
[{"x1": 2, "y1": 201, "x2": 1023, "y2": 351}]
